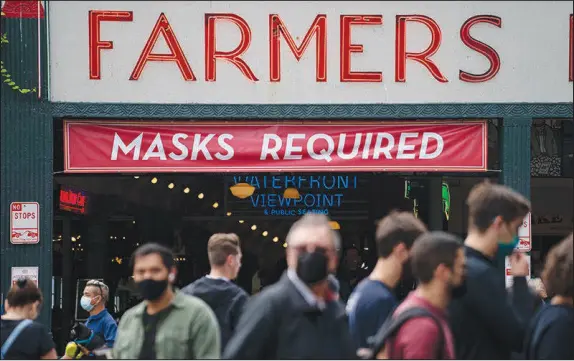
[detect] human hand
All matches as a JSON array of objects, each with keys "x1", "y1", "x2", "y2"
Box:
[{"x1": 510, "y1": 252, "x2": 529, "y2": 277}]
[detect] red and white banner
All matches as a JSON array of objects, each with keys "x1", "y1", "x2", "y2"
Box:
[{"x1": 64, "y1": 121, "x2": 487, "y2": 173}]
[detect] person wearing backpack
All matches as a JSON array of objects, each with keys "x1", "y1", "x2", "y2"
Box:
[
  {"x1": 0, "y1": 278, "x2": 57, "y2": 360},
  {"x1": 366, "y1": 231, "x2": 466, "y2": 359},
  {"x1": 523, "y1": 233, "x2": 573, "y2": 359}
]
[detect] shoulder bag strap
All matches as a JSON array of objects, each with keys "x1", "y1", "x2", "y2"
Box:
[{"x1": 1, "y1": 319, "x2": 33, "y2": 360}]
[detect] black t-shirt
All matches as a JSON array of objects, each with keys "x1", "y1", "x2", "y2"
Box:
[
  {"x1": 138, "y1": 307, "x2": 173, "y2": 360},
  {"x1": 0, "y1": 319, "x2": 55, "y2": 359},
  {"x1": 525, "y1": 304, "x2": 574, "y2": 359}
]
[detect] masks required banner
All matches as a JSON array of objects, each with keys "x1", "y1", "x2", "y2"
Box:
[{"x1": 64, "y1": 120, "x2": 488, "y2": 173}]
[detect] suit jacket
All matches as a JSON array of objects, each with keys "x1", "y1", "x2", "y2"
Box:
[{"x1": 223, "y1": 272, "x2": 356, "y2": 359}]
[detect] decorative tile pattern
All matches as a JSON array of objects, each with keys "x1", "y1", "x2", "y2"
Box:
[{"x1": 51, "y1": 103, "x2": 573, "y2": 119}]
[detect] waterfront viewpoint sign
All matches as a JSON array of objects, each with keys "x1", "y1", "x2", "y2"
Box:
[{"x1": 49, "y1": 1, "x2": 573, "y2": 104}]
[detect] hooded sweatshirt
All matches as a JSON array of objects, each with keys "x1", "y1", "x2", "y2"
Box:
[{"x1": 181, "y1": 276, "x2": 249, "y2": 351}]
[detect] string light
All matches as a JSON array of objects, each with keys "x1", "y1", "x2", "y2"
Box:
[
  {"x1": 212, "y1": 202, "x2": 219, "y2": 209},
  {"x1": 168, "y1": 183, "x2": 175, "y2": 189},
  {"x1": 226, "y1": 212, "x2": 232, "y2": 216},
  {"x1": 251, "y1": 225, "x2": 257, "y2": 231},
  {"x1": 183, "y1": 187, "x2": 190, "y2": 194},
  {"x1": 239, "y1": 220, "x2": 244, "y2": 224},
  {"x1": 134, "y1": 176, "x2": 140, "y2": 179},
  {"x1": 262, "y1": 231, "x2": 268, "y2": 237},
  {"x1": 273, "y1": 237, "x2": 279, "y2": 243},
  {"x1": 283, "y1": 242, "x2": 288, "y2": 248},
  {"x1": 151, "y1": 177, "x2": 158, "y2": 184},
  {"x1": 198, "y1": 193, "x2": 204, "y2": 199}
]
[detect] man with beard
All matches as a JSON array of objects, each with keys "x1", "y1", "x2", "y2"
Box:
[
  {"x1": 448, "y1": 182, "x2": 535, "y2": 359},
  {"x1": 112, "y1": 243, "x2": 220, "y2": 359},
  {"x1": 346, "y1": 211, "x2": 427, "y2": 349},
  {"x1": 223, "y1": 214, "x2": 355, "y2": 359}
]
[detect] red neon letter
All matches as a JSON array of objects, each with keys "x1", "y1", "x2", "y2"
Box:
[
  {"x1": 395, "y1": 15, "x2": 447, "y2": 83},
  {"x1": 130, "y1": 13, "x2": 196, "y2": 81},
  {"x1": 269, "y1": 14, "x2": 327, "y2": 82},
  {"x1": 570, "y1": 14, "x2": 573, "y2": 82},
  {"x1": 340, "y1": 15, "x2": 383, "y2": 82},
  {"x1": 205, "y1": 14, "x2": 258, "y2": 82},
  {"x1": 459, "y1": 15, "x2": 502, "y2": 83},
  {"x1": 89, "y1": 10, "x2": 133, "y2": 80}
]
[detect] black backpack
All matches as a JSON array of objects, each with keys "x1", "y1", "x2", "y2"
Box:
[{"x1": 359, "y1": 307, "x2": 445, "y2": 359}]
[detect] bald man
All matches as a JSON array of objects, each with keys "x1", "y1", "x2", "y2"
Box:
[{"x1": 223, "y1": 214, "x2": 355, "y2": 359}]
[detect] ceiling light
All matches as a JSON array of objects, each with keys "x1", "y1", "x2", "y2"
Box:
[
  {"x1": 273, "y1": 237, "x2": 279, "y2": 243},
  {"x1": 151, "y1": 177, "x2": 158, "y2": 184},
  {"x1": 262, "y1": 231, "x2": 268, "y2": 237},
  {"x1": 198, "y1": 193, "x2": 204, "y2": 199},
  {"x1": 212, "y1": 202, "x2": 219, "y2": 209},
  {"x1": 251, "y1": 225, "x2": 257, "y2": 231},
  {"x1": 134, "y1": 176, "x2": 140, "y2": 179},
  {"x1": 239, "y1": 220, "x2": 244, "y2": 224},
  {"x1": 183, "y1": 187, "x2": 190, "y2": 194},
  {"x1": 168, "y1": 182, "x2": 175, "y2": 189},
  {"x1": 226, "y1": 212, "x2": 232, "y2": 216}
]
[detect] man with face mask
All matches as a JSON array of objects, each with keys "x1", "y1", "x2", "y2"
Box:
[
  {"x1": 223, "y1": 213, "x2": 355, "y2": 359},
  {"x1": 448, "y1": 181, "x2": 535, "y2": 360},
  {"x1": 378, "y1": 231, "x2": 466, "y2": 359},
  {"x1": 182, "y1": 233, "x2": 249, "y2": 351},
  {"x1": 79, "y1": 280, "x2": 117, "y2": 348},
  {"x1": 112, "y1": 243, "x2": 220, "y2": 359}
]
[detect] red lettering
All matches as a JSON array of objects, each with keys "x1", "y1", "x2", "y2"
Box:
[
  {"x1": 340, "y1": 15, "x2": 383, "y2": 82},
  {"x1": 130, "y1": 13, "x2": 196, "y2": 81},
  {"x1": 269, "y1": 14, "x2": 327, "y2": 82},
  {"x1": 459, "y1": 15, "x2": 502, "y2": 83},
  {"x1": 570, "y1": 14, "x2": 573, "y2": 82},
  {"x1": 89, "y1": 10, "x2": 133, "y2": 80},
  {"x1": 395, "y1": 15, "x2": 447, "y2": 83},
  {"x1": 205, "y1": 14, "x2": 258, "y2": 82}
]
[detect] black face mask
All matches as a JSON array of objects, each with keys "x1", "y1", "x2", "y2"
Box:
[
  {"x1": 136, "y1": 278, "x2": 168, "y2": 301},
  {"x1": 296, "y1": 250, "x2": 329, "y2": 285},
  {"x1": 450, "y1": 280, "x2": 467, "y2": 299}
]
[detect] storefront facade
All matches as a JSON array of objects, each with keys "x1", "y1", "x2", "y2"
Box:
[{"x1": 1, "y1": 1, "x2": 572, "y2": 327}]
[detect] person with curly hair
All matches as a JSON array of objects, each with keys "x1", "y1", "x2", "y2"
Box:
[{"x1": 523, "y1": 233, "x2": 574, "y2": 359}]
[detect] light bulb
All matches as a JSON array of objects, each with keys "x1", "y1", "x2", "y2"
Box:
[
  {"x1": 198, "y1": 193, "x2": 204, "y2": 199},
  {"x1": 183, "y1": 187, "x2": 190, "y2": 194},
  {"x1": 239, "y1": 220, "x2": 244, "y2": 224},
  {"x1": 226, "y1": 212, "x2": 232, "y2": 216},
  {"x1": 251, "y1": 225, "x2": 257, "y2": 231},
  {"x1": 273, "y1": 237, "x2": 279, "y2": 243},
  {"x1": 151, "y1": 177, "x2": 158, "y2": 184},
  {"x1": 168, "y1": 182, "x2": 175, "y2": 189},
  {"x1": 212, "y1": 202, "x2": 219, "y2": 208},
  {"x1": 134, "y1": 176, "x2": 140, "y2": 179},
  {"x1": 283, "y1": 242, "x2": 288, "y2": 248},
  {"x1": 262, "y1": 231, "x2": 268, "y2": 237}
]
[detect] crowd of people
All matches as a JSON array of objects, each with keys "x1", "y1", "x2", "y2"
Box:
[{"x1": 1, "y1": 181, "x2": 573, "y2": 359}]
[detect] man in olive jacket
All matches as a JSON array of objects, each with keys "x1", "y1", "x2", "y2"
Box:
[{"x1": 113, "y1": 243, "x2": 220, "y2": 359}]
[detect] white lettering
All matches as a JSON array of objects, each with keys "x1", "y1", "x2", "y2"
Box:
[
  {"x1": 169, "y1": 133, "x2": 188, "y2": 160},
  {"x1": 215, "y1": 134, "x2": 234, "y2": 160},
  {"x1": 260, "y1": 134, "x2": 282, "y2": 160},
  {"x1": 307, "y1": 133, "x2": 334, "y2": 162},
  {"x1": 285, "y1": 134, "x2": 306, "y2": 160},
  {"x1": 361, "y1": 133, "x2": 373, "y2": 159},
  {"x1": 142, "y1": 133, "x2": 167, "y2": 160},
  {"x1": 396, "y1": 132, "x2": 419, "y2": 159},
  {"x1": 337, "y1": 133, "x2": 361, "y2": 160},
  {"x1": 419, "y1": 132, "x2": 444, "y2": 159},
  {"x1": 111, "y1": 132, "x2": 143, "y2": 160},
  {"x1": 191, "y1": 134, "x2": 215, "y2": 160},
  {"x1": 373, "y1": 132, "x2": 394, "y2": 159}
]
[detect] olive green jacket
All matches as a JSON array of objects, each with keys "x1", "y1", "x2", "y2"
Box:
[{"x1": 112, "y1": 291, "x2": 221, "y2": 359}]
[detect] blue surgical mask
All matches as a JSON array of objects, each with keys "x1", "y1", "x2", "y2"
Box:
[
  {"x1": 80, "y1": 296, "x2": 94, "y2": 312},
  {"x1": 496, "y1": 235, "x2": 520, "y2": 262}
]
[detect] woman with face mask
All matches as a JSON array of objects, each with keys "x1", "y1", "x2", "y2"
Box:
[{"x1": 1, "y1": 278, "x2": 57, "y2": 360}]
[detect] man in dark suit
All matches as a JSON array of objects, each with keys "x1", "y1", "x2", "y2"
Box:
[{"x1": 223, "y1": 214, "x2": 356, "y2": 359}]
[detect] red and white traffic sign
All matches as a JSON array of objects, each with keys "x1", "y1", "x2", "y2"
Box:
[
  {"x1": 10, "y1": 202, "x2": 40, "y2": 244},
  {"x1": 516, "y1": 213, "x2": 531, "y2": 252},
  {"x1": 505, "y1": 254, "x2": 531, "y2": 288},
  {"x1": 11, "y1": 267, "x2": 39, "y2": 287}
]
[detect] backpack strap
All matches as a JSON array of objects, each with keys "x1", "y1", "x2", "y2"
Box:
[
  {"x1": 1, "y1": 319, "x2": 33, "y2": 359},
  {"x1": 366, "y1": 307, "x2": 445, "y2": 360}
]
